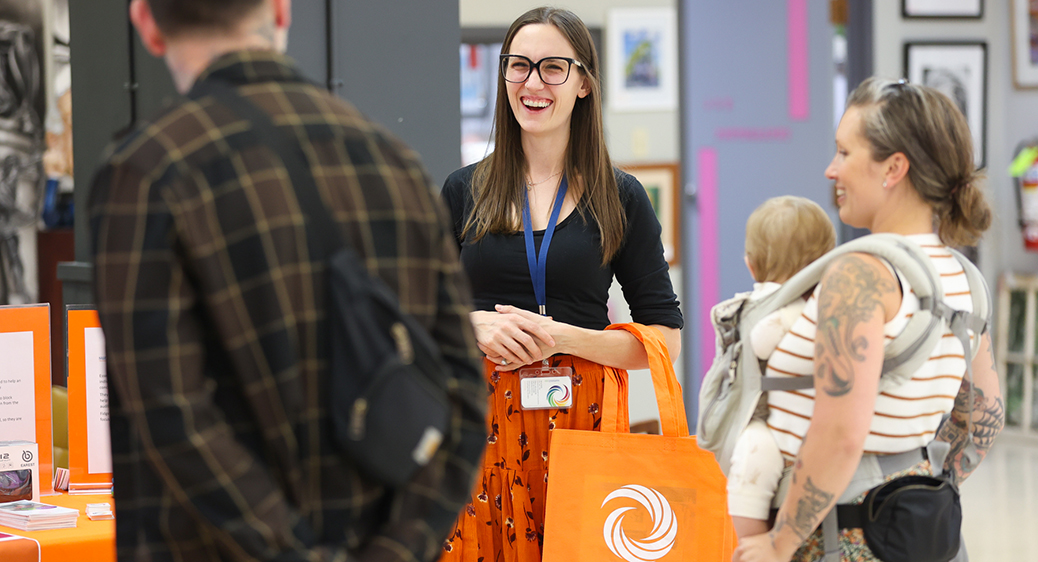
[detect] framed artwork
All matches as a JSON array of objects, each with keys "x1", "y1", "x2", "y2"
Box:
[
  {"x1": 1012, "y1": 0, "x2": 1038, "y2": 88},
  {"x1": 902, "y1": 0, "x2": 984, "y2": 19},
  {"x1": 904, "y1": 41, "x2": 987, "y2": 168},
  {"x1": 606, "y1": 7, "x2": 678, "y2": 112},
  {"x1": 621, "y1": 163, "x2": 680, "y2": 265}
]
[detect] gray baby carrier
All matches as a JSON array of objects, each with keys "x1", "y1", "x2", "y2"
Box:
[{"x1": 696, "y1": 233, "x2": 990, "y2": 476}]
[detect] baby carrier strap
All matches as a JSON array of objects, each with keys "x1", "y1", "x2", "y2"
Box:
[{"x1": 757, "y1": 234, "x2": 988, "y2": 395}]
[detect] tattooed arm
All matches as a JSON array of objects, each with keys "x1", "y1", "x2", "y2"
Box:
[
  {"x1": 935, "y1": 333, "x2": 1004, "y2": 485},
  {"x1": 734, "y1": 254, "x2": 900, "y2": 562}
]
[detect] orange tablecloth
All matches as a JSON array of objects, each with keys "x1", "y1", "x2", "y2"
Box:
[{"x1": 0, "y1": 493, "x2": 115, "y2": 562}]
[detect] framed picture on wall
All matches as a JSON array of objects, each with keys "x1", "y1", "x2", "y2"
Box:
[
  {"x1": 620, "y1": 163, "x2": 680, "y2": 265},
  {"x1": 606, "y1": 7, "x2": 678, "y2": 112},
  {"x1": 902, "y1": 0, "x2": 984, "y2": 19},
  {"x1": 904, "y1": 41, "x2": 987, "y2": 168},
  {"x1": 1011, "y1": 0, "x2": 1038, "y2": 88}
]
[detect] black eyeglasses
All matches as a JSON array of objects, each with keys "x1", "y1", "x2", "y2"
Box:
[{"x1": 500, "y1": 54, "x2": 584, "y2": 85}]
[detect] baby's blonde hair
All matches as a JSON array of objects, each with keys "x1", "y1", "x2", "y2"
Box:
[{"x1": 745, "y1": 196, "x2": 835, "y2": 283}]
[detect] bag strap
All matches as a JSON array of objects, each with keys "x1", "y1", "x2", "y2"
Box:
[
  {"x1": 189, "y1": 80, "x2": 346, "y2": 259},
  {"x1": 602, "y1": 323, "x2": 688, "y2": 437}
]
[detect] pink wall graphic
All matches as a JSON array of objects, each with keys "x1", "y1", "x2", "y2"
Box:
[
  {"x1": 697, "y1": 148, "x2": 719, "y2": 380},
  {"x1": 788, "y1": 0, "x2": 809, "y2": 121}
]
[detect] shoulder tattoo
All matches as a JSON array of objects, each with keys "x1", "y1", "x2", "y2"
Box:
[{"x1": 814, "y1": 255, "x2": 898, "y2": 397}]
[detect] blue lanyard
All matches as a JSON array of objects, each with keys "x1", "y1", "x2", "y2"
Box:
[{"x1": 523, "y1": 175, "x2": 568, "y2": 316}]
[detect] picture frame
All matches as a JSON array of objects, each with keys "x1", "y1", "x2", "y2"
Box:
[
  {"x1": 904, "y1": 41, "x2": 987, "y2": 168},
  {"x1": 1011, "y1": 0, "x2": 1038, "y2": 88},
  {"x1": 620, "y1": 163, "x2": 680, "y2": 265},
  {"x1": 902, "y1": 0, "x2": 984, "y2": 19},
  {"x1": 606, "y1": 7, "x2": 678, "y2": 112}
]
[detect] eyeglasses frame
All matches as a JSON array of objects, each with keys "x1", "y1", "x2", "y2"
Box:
[{"x1": 499, "y1": 54, "x2": 586, "y2": 86}]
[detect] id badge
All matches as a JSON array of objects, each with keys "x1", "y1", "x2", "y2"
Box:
[{"x1": 518, "y1": 366, "x2": 573, "y2": 410}]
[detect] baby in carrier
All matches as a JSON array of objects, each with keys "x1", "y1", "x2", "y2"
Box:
[{"x1": 727, "y1": 195, "x2": 836, "y2": 539}]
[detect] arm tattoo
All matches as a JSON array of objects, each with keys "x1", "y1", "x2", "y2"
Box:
[
  {"x1": 814, "y1": 256, "x2": 897, "y2": 397},
  {"x1": 773, "y1": 476, "x2": 834, "y2": 542},
  {"x1": 936, "y1": 353, "x2": 1006, "y2": 485}
]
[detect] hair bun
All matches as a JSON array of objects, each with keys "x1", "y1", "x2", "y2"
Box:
[{"x1": 949, "y1": 177, "x2": 971, "y2": 199}]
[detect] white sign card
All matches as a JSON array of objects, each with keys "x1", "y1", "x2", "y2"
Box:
[
  {"x1": 84, "y1": 327, "x2": 112, "y2": 474},
  {"x1": 0, "y1": 331, "x2": 36, "y2": 441}
]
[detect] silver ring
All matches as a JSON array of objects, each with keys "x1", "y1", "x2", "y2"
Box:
[{"x1": 501, "y1": 359, "x2": 509, "y2": 365}]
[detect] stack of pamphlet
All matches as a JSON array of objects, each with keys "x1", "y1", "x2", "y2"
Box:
[{"x1": 0, "y1": 501, "x2": 78, "y2": 531}]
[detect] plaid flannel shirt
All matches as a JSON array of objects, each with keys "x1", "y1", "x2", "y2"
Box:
[{"x1": 89, "y1": 51, "x2": 485, "y2": 562}]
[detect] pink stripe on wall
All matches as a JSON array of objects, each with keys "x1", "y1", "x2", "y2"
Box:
[
  {"x1": 788, "y1": 0, "x2": 809, "y2": 121},
  {"x1": 697, "y1": 148, "x2": 719, "y2": 383}
]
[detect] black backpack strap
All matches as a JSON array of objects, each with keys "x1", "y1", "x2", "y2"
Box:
[{"x1": 189, "y1": 80, "x2": 345, "y2": 260}]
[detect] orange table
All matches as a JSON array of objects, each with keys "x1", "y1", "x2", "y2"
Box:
[{"x1": 0, "y1": 493, "x2": 115, "y2": 562}]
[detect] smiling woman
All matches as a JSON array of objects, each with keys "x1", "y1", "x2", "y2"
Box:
[{"x1": 438, "y1": 6, "x2": 683, "y2": 562}]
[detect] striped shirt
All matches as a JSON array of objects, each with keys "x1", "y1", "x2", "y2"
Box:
[{"x1": 766, "y1": 234, "x2": 974, "y2": 459}]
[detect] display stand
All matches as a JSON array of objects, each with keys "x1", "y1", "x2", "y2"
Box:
[
  {"x1": 65, "y1": 307, "x2": 112, "y2": 494},
  {"x1": 0, "y1": 304, "x2": 55, "y2": 496}
]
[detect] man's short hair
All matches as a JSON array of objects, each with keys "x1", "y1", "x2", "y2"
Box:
[
  {"x1": 147, "y1": 0, "x2": 265, "y2": 36},
  {"x1": 745, "y1": 196, "x2": 836, "y2": 284}
]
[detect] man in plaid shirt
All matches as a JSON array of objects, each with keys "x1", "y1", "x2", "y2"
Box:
[{"x1": 89, "y1": 1, "x2": 485, "y2": 560}]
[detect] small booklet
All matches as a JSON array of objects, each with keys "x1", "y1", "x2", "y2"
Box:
[
  {"x1": 0, "y1": 501, "x2": 79, "y2": 531},
  {"x1": 52, "y1": 467, "x2": 70, "y2": 492}
]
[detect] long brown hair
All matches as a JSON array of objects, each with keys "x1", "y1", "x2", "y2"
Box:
[
  {"x1": 463, "y1": 7, "x2": 624, "y2": 265},
  {"x1": 847, "y1": 77, "x2": 991, "y2": 246}
]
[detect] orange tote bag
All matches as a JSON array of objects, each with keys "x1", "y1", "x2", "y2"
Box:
[{"x1": 542, "y1": 323, "x2": 736, "y2": 562}]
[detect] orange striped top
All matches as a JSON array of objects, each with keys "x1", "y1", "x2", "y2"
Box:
[{"x1": 766, "y1": 234, "x2": 975, "y2": 459}]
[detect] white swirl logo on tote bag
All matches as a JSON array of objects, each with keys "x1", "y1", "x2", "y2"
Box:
[{"x1": 601, "y1": 484, "x2": 678, "y2": 561}]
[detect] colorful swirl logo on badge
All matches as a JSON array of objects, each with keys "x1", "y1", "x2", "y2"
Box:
[
  {"x1": 601, "y1": 485, "x2": 678, "y2": 562},
  {"x1": 546, "y1": 385, "x2": 571, "y2": 407}
]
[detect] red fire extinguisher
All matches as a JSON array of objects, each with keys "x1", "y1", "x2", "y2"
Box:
[{"x1": 1012, "y1": 142, "x2": 1038, "y2": 251}]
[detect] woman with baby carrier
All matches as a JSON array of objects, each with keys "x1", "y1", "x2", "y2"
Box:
[{"x1": 734, "y1": 77, "x2": 1005, "y2": 562}]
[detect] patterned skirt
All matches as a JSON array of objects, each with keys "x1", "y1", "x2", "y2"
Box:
[{"x1": 438, "y1": 355, "x2": 629, "y2": 562}]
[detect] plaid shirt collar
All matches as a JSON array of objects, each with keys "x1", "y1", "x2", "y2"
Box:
[{"x1": 189, "y1": 49, "x2": 310, "y2": 93}]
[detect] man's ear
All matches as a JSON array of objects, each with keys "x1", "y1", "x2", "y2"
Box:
[
  {"x1": 883, "y1": 152, "x2": 910, "y2": 189},
  {"x1": 129, "y1": 0, "x2": 167, "y2": 57},
  {"x1": 273, "y1": 0, "x2": 292, "y2": 31}
]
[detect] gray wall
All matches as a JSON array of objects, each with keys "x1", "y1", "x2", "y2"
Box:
[
  {"x1": 67, "y1": 0, "x2": 461, "y2": 267},
  {"x1": 331, "y1": 0, "x2": 460, "y2": 186},
  {"x1": 681, "y1": 0, "x2": 836, "y2": 424}
]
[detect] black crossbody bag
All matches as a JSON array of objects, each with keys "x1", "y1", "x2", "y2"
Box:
[
  {"x1": 193, "y1": 81, "x2": 452, "y2": 488},
  {"x1": 837, "y1": 471, "x2": 961, "y2": 562}
]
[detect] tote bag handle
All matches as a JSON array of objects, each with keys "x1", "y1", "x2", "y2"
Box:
[{"x1": 601, "y1": 323, "x2": 689, "y2": 437}]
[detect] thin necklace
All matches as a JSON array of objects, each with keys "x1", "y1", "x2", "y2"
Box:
[
  {"x1": 528, "y1": 181, "x2": 563, "y2": 223},
  {"x1": 526, "y1": 170, "x2": 562, "y2": 189}
]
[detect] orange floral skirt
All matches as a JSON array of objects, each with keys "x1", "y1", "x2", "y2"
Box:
[{"x1": 438, "y1": 355, "x2": 629, "y2": 562}]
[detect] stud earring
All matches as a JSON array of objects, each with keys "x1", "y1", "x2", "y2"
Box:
[{"x1": 882, "y1": 181, "x2": 888, "y2": 188}]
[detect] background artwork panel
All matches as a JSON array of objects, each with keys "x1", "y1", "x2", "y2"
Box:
[
  {"x1": 0, "y1": 0, "x2": 45, "y2": 305},
  {"x1": 620, "y1": 163, "x2": 680, "y2": 265},
  {"x1": 905, "y1": 41, "x2": 987, "y2": 168}
]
